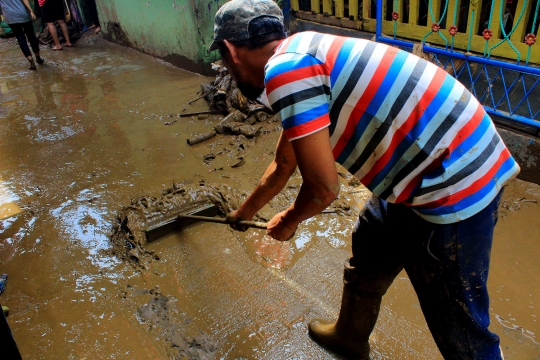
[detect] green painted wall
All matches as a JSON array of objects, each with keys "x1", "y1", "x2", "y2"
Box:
[{"x1": 95, "y1": 0, "x2": 224, "y2": 74}]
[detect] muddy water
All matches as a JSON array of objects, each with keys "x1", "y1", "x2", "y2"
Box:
[{"x1": 0, "y1": 35, "x2": 539, "y2": 359}]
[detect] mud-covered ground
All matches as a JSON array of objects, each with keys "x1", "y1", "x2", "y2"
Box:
[{"x1": 0, "y1": 33, "x2": 539, "y2": 359}]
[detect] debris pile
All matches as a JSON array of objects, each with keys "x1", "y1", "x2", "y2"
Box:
[
  {"x1": 186, "y1": 61, "x2": 277, "y2": 145},
  {"x1": 109, "y1": 182, "x2": 252, "y2": 267}
]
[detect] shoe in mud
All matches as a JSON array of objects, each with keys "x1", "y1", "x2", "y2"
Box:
[{"x1": 308, "y1": 318, "x2": 371, "y2": 359}]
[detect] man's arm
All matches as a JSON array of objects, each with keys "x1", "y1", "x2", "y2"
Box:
[
  {"x1": 227, "y1": 130, "x2": 298, "y2": 225},
  {"x1": 267, "y1": 127, "x2": 340, "y2": 241},
  {"x1": 21, "y1": 0, "x2": 36, "y2": 20}
]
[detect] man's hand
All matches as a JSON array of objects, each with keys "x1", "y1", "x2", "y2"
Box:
[
  {"x1": 266, "y1": 210, "x2": 297, "y2": 241},
  {"x1": 226, "y1": 209, "x2": 251, "y2": 232},
  {"x1": 30, "y1": 11, "x2": 36, "y2": 21}
]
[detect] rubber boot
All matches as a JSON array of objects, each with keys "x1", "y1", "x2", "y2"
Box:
[{"x1": 308, "y1": 260, "x2": 383, "y2": 360}]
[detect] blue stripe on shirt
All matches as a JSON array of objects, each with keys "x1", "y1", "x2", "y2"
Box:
[
  {"x1": 418, "y1": 155, "x2": 515, "y2": 215},
  {"x1": 368, "y1": 74, "x2": 456, "y2": 189},
  {"x1": 330, "y1": 39, "x2": 357, "y2": 88},
  {"x1": 282, "y1": 103, "x2": 329, "y2": 130},
  {"x1": 265, "y1": 55, "x2": 323, "y2": 84},
  {"x1": 423, "y1": 114, "x2": 492, "y2": 183},
  {"x1": 336, "y1": 50, "x2": 409, "y2": 164}
]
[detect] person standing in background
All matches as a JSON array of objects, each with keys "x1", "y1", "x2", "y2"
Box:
[
  {"x1": 86, "y1": 0, "x2": 100, "y2": 34},
  {"x1": 38, "y1": 0, "x2": 72, "y2": 50},
  {"x1": 0, "y1": 0, "x2": 44, "y2": 69}
]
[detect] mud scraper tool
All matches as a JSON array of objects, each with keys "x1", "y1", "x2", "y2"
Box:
[{"x1": 144, "y1": 204, "x2": 267, "y2": 243}]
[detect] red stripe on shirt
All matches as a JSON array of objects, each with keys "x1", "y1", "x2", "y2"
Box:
[
  {"x1": 447, "y1": 103, "x2": 485, "y2": 153},
  {"x1": 393, "y1": 105, "x2": 485, "y2": 203},
  {"x1": 284, "y1": 114, "x2": 331, "y2": 140},
  {"x1": 332, "y1": 47, "x2": 399, "y2": 158},
  {"x1": 266, "y1": 64, "x2": 327, "y2": 94},
  {"x1": 273, "y1": 38, "x2": 290, "y2": 57},
  {"x1": 360, "y1": 68, "x2": 448, "y2": 186},
  {"x1": 394, "y1": 105, "x2": 485, "y2": 203},
  {"x1": 324, "y1": 36, "x2": 347, "y2": 70},
  {"x1": 418, "y1": 147, "x2": 511, "y2": 209},
  {"x1": 394, "y1": 149, "x2": 449, "y2": 203}
]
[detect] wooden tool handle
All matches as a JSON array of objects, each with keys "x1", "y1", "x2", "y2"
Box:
[
  {"x1": 178, "y1": 214, "x2": 268, "y2": 229},
  {"x1": 177, "y1": 110, "x2": 225, "y2": 118}
]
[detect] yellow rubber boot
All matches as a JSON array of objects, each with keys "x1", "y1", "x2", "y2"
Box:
[{"x1": 308, "y1": 261, "x2": 383, "y2": 360}]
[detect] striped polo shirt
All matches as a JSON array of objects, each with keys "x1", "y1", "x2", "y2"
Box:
[{"x1": 265, "y1": 32, "x2": 520, "y2": 224}]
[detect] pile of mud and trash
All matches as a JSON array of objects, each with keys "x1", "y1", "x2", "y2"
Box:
[
  {"x1": 110, "y1": 62, "x2": 281, "y2": 267},
  {"x1": 182, "y1": 61, "x2": 277, "y2": 146}
]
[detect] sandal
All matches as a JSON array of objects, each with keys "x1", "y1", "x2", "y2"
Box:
[
  {"x1": 52, "y1": 45, "x2": 62, "y2": 51},
  {"x1": 64, "y1": 44, "x2": 74, "y2": 47}
]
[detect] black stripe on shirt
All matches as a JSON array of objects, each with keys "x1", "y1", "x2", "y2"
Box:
[
  {"x1": 346, "y1": 60, "x2": 428, "y2": 176},
  {"x1": 328, "y1": 41, "x2": 378, "y2": 135},
  {"x1": 378, "y1": 88, "x2": 472, "y2": 200},
  {"x1": 414, "y1": 132, "x2": 500, "y2": 197},
  {"x1": 307, "y1": 33, "x2": 326, "y2": 57},
  {"x1": 271, "y1": 85, "x2": 331, "y2": 114}
]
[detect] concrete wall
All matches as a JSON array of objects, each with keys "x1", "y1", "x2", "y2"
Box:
[
  {"x1": 499, "y1": 128, "x2": 540, "y2": 185},
  {"x1": 95, "y1": 0, "x2": 223, "y2": 75}
]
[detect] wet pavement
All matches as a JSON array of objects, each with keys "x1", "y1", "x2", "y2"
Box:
[{"x1": 0, "y1": 34, "x2": 539, "y2": 359}]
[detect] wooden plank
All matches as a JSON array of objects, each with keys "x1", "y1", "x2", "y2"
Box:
[
  {"x1": 291, "y1": 8, "x2": 540, "y2": 63},
  {"x1": 408, "y1": 0, "x2": 420, "y2": 25},
  {"x1": 379, "y1": 20, "x2": 540, "y2": 63},
  {"x1": 427, "y1": 0, "x2": 442, "y2": 28},
  {"x1": 361, "y1": 0, "x2": 371, "y2": 20},
  {"x1": 445, "y1": 0, "x2": 460, "y2": 29},
  {"x1": 349, "y1": 0, "x2": 359, "y2": 20},
  {"x1": 397, "y1": 0, "x2": 404, "y2": 23},
  {"x1": 294, "y1": 10, "x2": 364, "y2": 28},
  {"x1": 292, "y1": 0, "x2": 300, "y2": 11},
  {"x1": 510, "y1": 0, "x2": 532, "y2": 43},
  {"x1": 311, "y1": 0, "x2": 320, "y2": 14},
  {"x1": 490, "y1": 0, "x2": 503, "y2": 39},
  {"x1": 322, "y1": 0, "x2": 333, "y2": 16},
  {"x1": 335, "y1": 0, "x2": 345, "y2": 18},
  {"x1": 465, "y1": 0, "x2": 482, "y2": 41}
]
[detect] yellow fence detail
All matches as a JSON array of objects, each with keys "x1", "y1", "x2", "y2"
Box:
[{"x1": 292, "y1": 0, "x2": 540, "y2": 64}]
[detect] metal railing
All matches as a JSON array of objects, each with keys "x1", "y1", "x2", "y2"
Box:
[{"x1": 290, "y1": 0, "x2": 540, "y2": 130}]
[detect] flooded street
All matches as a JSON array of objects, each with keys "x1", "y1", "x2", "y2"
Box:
[{"x1": 1, "y1": 35, "x2": 539, "y2": 359}]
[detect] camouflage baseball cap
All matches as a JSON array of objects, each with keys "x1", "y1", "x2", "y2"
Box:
[{"x1": 209, "y1": 0, "x2": 284, "y2": 52}]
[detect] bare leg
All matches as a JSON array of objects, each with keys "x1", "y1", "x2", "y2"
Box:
[
  {"x1": 46, "y1": 22, "x2": 62, "y2": 49},
  {"x1": 57, "y1": 20, "x2": 72, "y2": 47}
]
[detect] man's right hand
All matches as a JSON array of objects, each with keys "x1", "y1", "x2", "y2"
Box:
[{"x1": 226, "y1": 209, "x2": 251, "y2": 232}]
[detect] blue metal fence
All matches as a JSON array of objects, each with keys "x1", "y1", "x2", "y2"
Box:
[{"x1": 375, "y1": 0, "x2": 540, "y2": 131}]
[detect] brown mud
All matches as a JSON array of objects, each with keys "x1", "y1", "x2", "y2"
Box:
[
  {"x1": 0, "y1": 33, "x2": 539, "y2": 359},
  {"x1": 111, "y1": 172, "x2": 364, "y2": 270}
]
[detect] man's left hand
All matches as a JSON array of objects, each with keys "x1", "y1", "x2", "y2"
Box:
[{"x1": 266, "y1": 210, "x2": 297, "y2": 241}]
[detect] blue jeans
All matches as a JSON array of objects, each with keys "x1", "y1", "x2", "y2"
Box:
[{"x1": 350, "y1": 191, "x2": 503, "y2": 360}]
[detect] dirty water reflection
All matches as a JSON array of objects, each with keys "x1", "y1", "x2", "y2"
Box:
[{"x1": 0, "y1": 35, "x2": 538, "y2": 359}]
